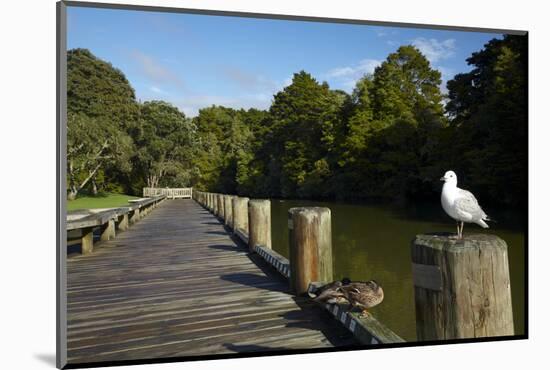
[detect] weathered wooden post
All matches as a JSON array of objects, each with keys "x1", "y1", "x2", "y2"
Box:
[
  {"x1": 81, "y1": 227, "x2": 94, "y2": 254},
  {"x1": 224, "y1": 195, "x2": 234, "y2": 228},
  {"x1": 288, "y1": 207, "x2": 333, "y2": 295},
  {"x1": 129, "y1": 208, "x2": 140, "y2": 224},
  {"x1": 218, "y1": 194, "x2": 225, "y2": 220},
  {"x1": 411, "y1": 233, "x2": 514, "y2": 340},
  {"x1": 232, "y1": 197, "x2": 249, "y2": 234},
  {"x1": 213, "y1": 193, "x2": 219, "y2": 215},
  {"x1": 117, "y1": 213, "x2": 129, "y2": 231},
  {"x1": 100, "y1": 219, "x2": 116, "y2": 241},
  {"x1": 248, "y1": 199, "x2": 271, "y2": 253}
]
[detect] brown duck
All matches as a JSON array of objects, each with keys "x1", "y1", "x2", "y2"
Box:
[
  {"x1": 312, "y1": 278, "x2": 351, "y2": 304},
  {"x1": 338, "y1": 280, "x2": 384, "y2": 318}
]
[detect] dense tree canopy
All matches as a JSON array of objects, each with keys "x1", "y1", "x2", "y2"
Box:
[
  {"x1": 444, "y1": 35, "x2": 527, "y2": 206},
  {"x1": 67, "y1": 49, "x2": 138, "y2": 198},
  {"x1": 67, "y1": 35, "x2": 527, "y2": 208},
  {"x1": 129, "y1": 101, "x2": 198, "y2": 194}
]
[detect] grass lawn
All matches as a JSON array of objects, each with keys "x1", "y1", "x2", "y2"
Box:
[{"x1": 67, "y1": 193, "x2": 139, "y2": 211}]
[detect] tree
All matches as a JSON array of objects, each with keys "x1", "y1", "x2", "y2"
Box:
[
  {"x1": 67, "y1": 113, "x2": 133, "y2": 199},
  {"x1": 132, "y1": 101, "x2": 197, "y2": 191},
  {"x1": 66, "y1": 48, "x2": 139, "y2": 198},
  {"x1": 266, "y1": 71, "x2": 345, "y2": 198},
  {"x1": 67, "y1": 49, "x2": 139, "y2": 130},
  {"x1": 445, "y1": 35, "x2": 527, "y2": 206}
]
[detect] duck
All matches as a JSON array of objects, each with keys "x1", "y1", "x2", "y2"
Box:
[
  {"x1": 311, "y1": 278, "x2": 351, "y2": 304},
  {"x1": 338, "y1": 280, "x2": 384, "y2": 318}
]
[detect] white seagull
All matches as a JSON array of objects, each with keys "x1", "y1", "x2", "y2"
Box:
[{"x1": 440, "y1": 170, "x2": 490, "y2": 239}]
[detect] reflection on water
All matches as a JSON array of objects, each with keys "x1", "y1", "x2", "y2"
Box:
[{"x1": 270, "y1": 199, "x2": 525, "y2": 341}]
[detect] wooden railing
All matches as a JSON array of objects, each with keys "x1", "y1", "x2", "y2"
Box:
[
  {"x1": 192, "y1": 190, "x2": 405, "y2": 345},
  {"x1": 66, "y1": 195, "x2": 166, "y2": 254},
  {"x1": 193, "y1": 190, "x2": 515, "y2": 344},
  {"x1": 143, "y1": 187, "x2": 193, "y2": 199}
]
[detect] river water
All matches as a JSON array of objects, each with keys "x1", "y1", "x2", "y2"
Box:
[{"x1": 269, "y1": 199, "x2": 526, "y2": 341}]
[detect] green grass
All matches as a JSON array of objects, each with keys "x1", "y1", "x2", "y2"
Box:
[{"x1": 67, "y1": 192, "x2": 139, "y2": 211}]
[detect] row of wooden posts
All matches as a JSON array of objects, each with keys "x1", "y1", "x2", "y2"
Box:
[
  {"x1": 192, "y1": 190, "x2": 515, "y2": 341},
  {"x1": 193, "y1": 191, "x2": 333, "y2": 296},
  {"x1": 66, "y1": 195, "x2": 166, "y2": 254}
]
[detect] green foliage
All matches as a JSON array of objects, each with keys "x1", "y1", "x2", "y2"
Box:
[
  {"x1": 130, "y1": 100, "x2": 197, "y2": 193},
  {"x1": 67, "y1": 112, "x2": 133, "y2": 199},
  {"x1": 67, "y1": 36, "x2": 526, "y2": 208},
  {"x1": 67, "y1": 49, "x2": 139, "y2": 130},
  {"x1": 67, "y1": 49, "x2": 138, "y2": 198},
  {"x1": 444, "y1": 35, "x2": 527, "y2": 206}
]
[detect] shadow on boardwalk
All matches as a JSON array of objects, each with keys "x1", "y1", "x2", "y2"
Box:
[{"x1": 66, "y1": 199, "x2": 358, "y2": 365}]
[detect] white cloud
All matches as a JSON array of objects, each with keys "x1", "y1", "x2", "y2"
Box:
[
  {"x1": 412, "y1": 38, "x2": 456, "y2": 63},
  {"x1": 374, "y1": 28, "x2": 398, "y2": 38},
  {"x1": 222, "y1": 66, "x2": 278, "y2": 92},
  {"x1": 130, "y1": 50, "x2": 184, "y2": 88},
  {"x1": 324, "y1": 59, "x2": 381, "y2": 91},
  {"x1": 150, "y1": 86, "x2": 166, "y2": 94}
]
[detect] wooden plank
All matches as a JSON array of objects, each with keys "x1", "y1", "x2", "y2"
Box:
[
  {"x1": 411, "y1": 263, "x2": 442, "y2": 291},
  {"x1": 66, "y1": 199, "x2": 357, "y2": 365}
]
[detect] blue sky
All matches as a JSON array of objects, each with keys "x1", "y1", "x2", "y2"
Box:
[{"x1": 67, "y1": 6, "x2": 501, "y2": 117}]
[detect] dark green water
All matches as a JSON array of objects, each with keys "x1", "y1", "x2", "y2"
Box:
[{"x1": 270, "y1": 199, "x2": 526, "y2": 341}]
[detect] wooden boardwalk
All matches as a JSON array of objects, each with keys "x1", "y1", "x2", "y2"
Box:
[{"x1": 67, "y1": 199, "x2": 357, "y2": 365}]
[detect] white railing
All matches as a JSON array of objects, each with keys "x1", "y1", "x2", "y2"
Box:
[{"x1": 143, "y1": 187, "x2": 193, "y2": 199}]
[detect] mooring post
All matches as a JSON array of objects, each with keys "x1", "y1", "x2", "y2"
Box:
[
  {"x1": 100, "y1": 219, "x2": 116, "y2": 241},
  {"x1": 288, "y1": 207, "x2": 333, "y2": 295},
  {"x1": 218, "y1": 194, "x2": 225, "y2": 220},
  {"x1": 248, "y1": 199, "x2": 271, "y2": 253},
  {"x1": 411, "y1": 233, "x2": 514, "y2": 340},
  {"x1": 213, "y1": 193, "x2": 219, "y2": 215},
  {"x1": 224, "y1": 195, "x2": 234, "y2": 228},
  {"x1": 233, "y1": 197, "x2": 249, "y2": 234}
]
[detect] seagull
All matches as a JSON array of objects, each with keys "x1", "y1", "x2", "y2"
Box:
[{"x1": 440, "y1": 170, "x2": 491, "y2": 239}]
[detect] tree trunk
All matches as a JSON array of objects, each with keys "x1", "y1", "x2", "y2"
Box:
[
  {"x1": 92, "y1": 178, "x2": 98, "y2": 195},
  {"x1": 68, "y1": 190, "x2": 77, "y2": 201}
]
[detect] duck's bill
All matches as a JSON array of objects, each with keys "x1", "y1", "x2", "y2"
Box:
[{"x1": 440, "y1": 177, "x2": 445, "y2": 181}]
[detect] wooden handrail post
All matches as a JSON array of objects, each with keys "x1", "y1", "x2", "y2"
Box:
[
  {"x1": 100, "y1": 219, "x2": 116, "y2": 241},
  {"x1": 411, "y1": 234, "x2": 514, "y2": 340},
  {"x1": 248, "y1": 199, "x2": 271, "y2": 253},
  {"x1": 81, "y1": 227, "x2": 94, "y2": 254},
  {"x1": 232, "y1": 197, "x2": 249, "y2": 234},
  {"x1": 130, "y1": 208, "x2": 140, "y2": 224},
  {"x1": 224, "y1": 195, "x2": 234, "y2": 228},
  {"x1": 288, "y1": 207, "x2": 333, "y2": 295},
  {"x1": 118, "y1": 214, "x2": 129, "y2": 231}
]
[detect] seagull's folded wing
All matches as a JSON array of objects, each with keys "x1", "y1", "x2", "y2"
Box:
[{"x1": 455, "y1": 190, "x2": 485, "y2": 219}]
